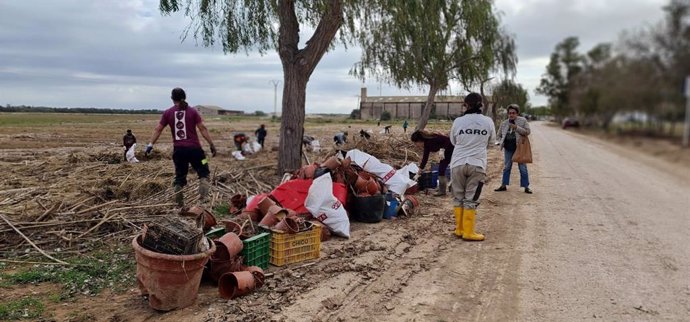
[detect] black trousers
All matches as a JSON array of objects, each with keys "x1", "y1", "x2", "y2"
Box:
[{"x1": 172, "y1": 147, "x2": 210, "y2": 187}]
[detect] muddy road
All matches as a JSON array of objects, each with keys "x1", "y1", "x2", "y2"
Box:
[{"x1": 272, "y1": 121, "x2": 690, "y2": 321}]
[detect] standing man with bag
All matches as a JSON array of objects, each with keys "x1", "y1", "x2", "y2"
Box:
[
  {"x1": 449, "y1": 93, "x2": 495, "y2": 241},
  {"x1": 145, "y1": 88, "x2": 217, "y2": 207},
  {"x1": 494, "y1": 104, "x2": 532, "y2": 194}
]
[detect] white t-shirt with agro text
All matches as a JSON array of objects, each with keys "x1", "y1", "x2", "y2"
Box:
[{"x1": 449, "y1": 113, "x2": 496, "y2": 171}]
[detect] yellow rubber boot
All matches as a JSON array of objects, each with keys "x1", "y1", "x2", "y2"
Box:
[
  {"x1": 462, "y1": 208, "x2": 485, "y2": 241},
  {"x1": 454, "y1": 206, "x2": 463, "y2": 237}
]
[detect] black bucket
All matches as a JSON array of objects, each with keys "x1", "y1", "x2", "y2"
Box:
[{"x1": 349, "y1": 194, "x2": 385, "y2": 223}]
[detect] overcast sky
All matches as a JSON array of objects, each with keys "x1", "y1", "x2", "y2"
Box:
[{"x1": 0, "y1": 0, "x2": 668, "y2": 113}]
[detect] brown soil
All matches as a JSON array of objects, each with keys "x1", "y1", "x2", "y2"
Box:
[{"x1": 1, "y1": 116, "x2": 688, "y2": 321}]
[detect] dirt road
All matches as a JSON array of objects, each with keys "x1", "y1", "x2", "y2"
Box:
[{"x1": 271, "y1": 121, "x2": 690, "y2": 321}]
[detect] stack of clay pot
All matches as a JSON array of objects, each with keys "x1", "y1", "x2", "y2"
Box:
[
  {"x1": 293, "y1": 155, "x2": 348, "y2": 184},
  {"x1": 256, "y1": 196, "x2": 300, "y2": 233},
  {"x1": 353, "y1": 171, "x2": 382, "y2": 197},
  {"x1": 207, "y1": 230, "x2": 265, "y2": 299}
]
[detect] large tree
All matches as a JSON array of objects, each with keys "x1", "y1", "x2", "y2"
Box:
[
  {"x1": 159, "y1": 0, "x2": 363, "y2": 173},
  {"x1": 536, "y1": 36, "x2": 583, "y2": 120},
  {"x1": 351, "y1": 0, "x2": 516, "y2": 131},
  {"x1": 490, "y1": 79, "x2": 529, "y2": 117}
]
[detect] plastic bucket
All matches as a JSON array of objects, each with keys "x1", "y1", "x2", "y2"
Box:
[
  {"x1": 133, "y1": 236, "x2": 215, "y2": 311},
  {"x1": 349, "y1": 194, "x2": 385, "y2": 223},
  {"x1": 383, "y1": 193, "x2": 399, "y2": 219}
]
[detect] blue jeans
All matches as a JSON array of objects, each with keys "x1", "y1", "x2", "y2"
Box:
[{"x1": 502, "y1": 149, "x2": 529, "y2": 187}]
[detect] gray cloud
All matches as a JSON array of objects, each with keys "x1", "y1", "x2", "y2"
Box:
[{"x1": 0, "y1": 0, "x2": 670, "y2": 111}]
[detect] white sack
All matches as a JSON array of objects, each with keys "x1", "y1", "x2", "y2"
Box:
[
  {"x1": 305, "y1": 173, "x2": 350, "y2": 238},
  {"x1": 232, "y1": 150, "x2": 246, "y2": 160},
  {"x1": 311, "y1": 140, "x2": 321, "y2": 152},
  {"x1": 345, "y1": 149, "x2": 416, "y2": 195},
  {"x1": 126, "y1": 143, "x2": 139, "y2": 163},
  {"x1": 251, "y1": 141, "x2": 262, "y2": 152}
]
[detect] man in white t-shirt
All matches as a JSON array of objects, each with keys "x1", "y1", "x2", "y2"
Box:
[{"x1": 449, "y1": 93, "x2": 495, "y2": 241}]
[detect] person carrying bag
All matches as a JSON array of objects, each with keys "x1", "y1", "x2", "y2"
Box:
[{"x1": 494, "y1": 104, "x2": 533, "y2": 194}]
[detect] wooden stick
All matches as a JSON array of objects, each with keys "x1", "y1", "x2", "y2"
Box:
[
  {"x1": 76, "y1": 210, "x2": 117, "y2": 239},
  {"x1": 0, "y1": 214, "x2": 69, "y2": 265},
  {"x1": 108, "y1": 203, "x2": 175, "y2": 212},
  {"x1": 75, "y1": 200, "x2": 119, "y2": 215},
  {"x1": 34, "y1": 201, "x2": 61, "y2": 222},
  {"x1": 119, "y1": 172, "x2": 133, "y2": 188}
]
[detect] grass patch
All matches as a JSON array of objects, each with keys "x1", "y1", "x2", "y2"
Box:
[
  {"x1": 0, "y1": 297, "x2": 44, "y2": 320},
  {"x1": 213, "y1": 202, "x2": 230, "y2": 217},
  {"x1": 0, "y1": 250, "x2": 134, "y2": 299}
]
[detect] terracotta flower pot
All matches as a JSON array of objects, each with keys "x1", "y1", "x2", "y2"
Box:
[
  {"x1": 366, "y1": 178, "x2": 379, "y2": 195},
  {"x1": 208, "y1": 256, "x2": 242, "y2": 283},
  {"x1": 211, "y1": 240, "x2": 230, "y2": 261},
  {"x1": 242, "y1": 266, "x2": 265, "y2": 288},
  {"x1": 257, "y1": 196, "x2": 276, "y2": 215},
  {"x1": 230, "y1": 194, "x2": 247, "y2": 209},
  {"x1": 266, "y1": 205, "x2": 288, "y2": 220},
  {"x1": 217, "y1": 232, "x2": 243, "y2": 258},
  {"x1": 218, "y1": 271, "x2": 256, "y2": 299},
  {"x1": 355, "y1": 175, "x2": 368, "y2": 193},
  {"x1": 259, "y1": 212, "x2": 279, "y2": 228},
  {"x1": 303, "y1": 164, "x2": 318, "y2": 179},
  {"x1": 321, "y1": 156, "x2": 341, "y2": 170},
  {"x1": 341, "y1": 157, "x2": 351, "y2": 168},
  {"x1": 274, "y1": 217, "x2": 299, "y2": 234},
  {"x1": 133, "y1": 236, "x2": 215, "y2": 311},
  {"x1": 222, "y1": 220, "x2": 243, "y2": 236}
]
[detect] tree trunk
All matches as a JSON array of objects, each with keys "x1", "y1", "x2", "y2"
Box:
[
  {"x1": 416, "y1": 84, "x2": 439, "y2": 131},
  {"x1": 276, "y1": 0, "x2": 343, "y2": 174},
  {"x1": 278, "y1": 65, "x2": 308, "y2": 174}
]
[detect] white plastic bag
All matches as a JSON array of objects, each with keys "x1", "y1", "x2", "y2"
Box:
[
  {"x1": 251, "y1": 141, "x2": 262, "y2": 152},
  {"x1": 126, "y1": 143, "x2": 139, "y2": 163},
  {"x1": 305, "y1": 173, "x2": 350, "y2": 238},
  {"x1": 232, "y1": 150, "x2": 246, "y2": 160},
  {"x1": 311, "y1": 139, "x2": 321, "y2": 152},
  {"x1": 399, "y1": 162, "x2": 419, "y2": 180},
  {"x1": 345, "y1": 149, "x2": 416, "y2": 195}
]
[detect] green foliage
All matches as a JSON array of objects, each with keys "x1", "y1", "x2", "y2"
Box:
[
  {"x1": 380, "y1": 111, "x2": 391, "y2": 121},
  {"x1": 349, "y1": 109, "x2": 361, "y2": 119},
  {"x1": 0, "y1": 251, "x2": 134, "y2": 299},
  {"x1": 213, "y1": 202, "x2": 230, "y2": 217},
  {"x1": 0, "y1": 297, "x2": 44, "y2": 320},
  {"x1": 254, "y1": 111, "x2": 267, "y2": 116},
  {"x1": 352, "y1": 0, "x2": 516, "y2": 130},
  {"x1": 491, "y1": 80, "x2": 529, "y2": 113},
  {"x1": 536, "y1": 36, "x2": 584, "y2": 119}
]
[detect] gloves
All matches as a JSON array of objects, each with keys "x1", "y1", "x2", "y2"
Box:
[
  {"x1": 209, "y1": 144, "x2": 217, "y2": 157},
  {"x1": 145, "y1": 143, "x2": 153, "y2": 156}
]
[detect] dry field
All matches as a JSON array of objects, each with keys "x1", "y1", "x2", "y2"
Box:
[{"x1": 1, "y1": 113, "x2": 688, "y2": 321}]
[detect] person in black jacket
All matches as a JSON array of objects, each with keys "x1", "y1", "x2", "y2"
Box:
[{"x1": 254, "y1": 124, "x2": 267, "y2": 148}]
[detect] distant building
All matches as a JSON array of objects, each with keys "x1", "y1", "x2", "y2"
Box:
[
  {"x1": 194, "y1": 105, "x2": 245, "y2": 116},
  {"x1": 358, "y1": 87, "x2": 491, "y2": 120}
]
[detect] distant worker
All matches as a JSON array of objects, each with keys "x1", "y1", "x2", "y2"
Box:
[
  {"x1": 122, "y1": 129, "x2": 136, "y2": 161},
  {"x1": 410, "y1": 130, "x2": 454, "y2": 196},
  {"x1": 145, "y1": 88, "x2": 216, "y2": 207},
  {"x1": 402, "y1": 119, "x2": 409, "y2": 133},
  {"x1": 359, "y1": 129, "x2": 371, "y2": 140},
  {"x1": 233, "y1": 133, "x2": 249, "y2": 151},
  {"x1": 449, "y1": 93, "x2": 495, "y2": 241},
  {"x1": 333, "y1": 131, "x2": 348, "y2": 145},
  {"x1": 254, "y1": 124, "x2": 267, "y2": 148},
  {"x1": 384, "y1": 125, "x2": 392, "y2": 134}
]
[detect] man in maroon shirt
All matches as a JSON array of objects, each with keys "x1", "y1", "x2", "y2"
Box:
[{"x1": 146, "y1": 88, "x2": 217, "y2": 206}]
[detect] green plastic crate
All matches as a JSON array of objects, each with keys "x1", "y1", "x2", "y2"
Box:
[{"x1": 241, "y1": 232, "x2": 270, "y2": 269}]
